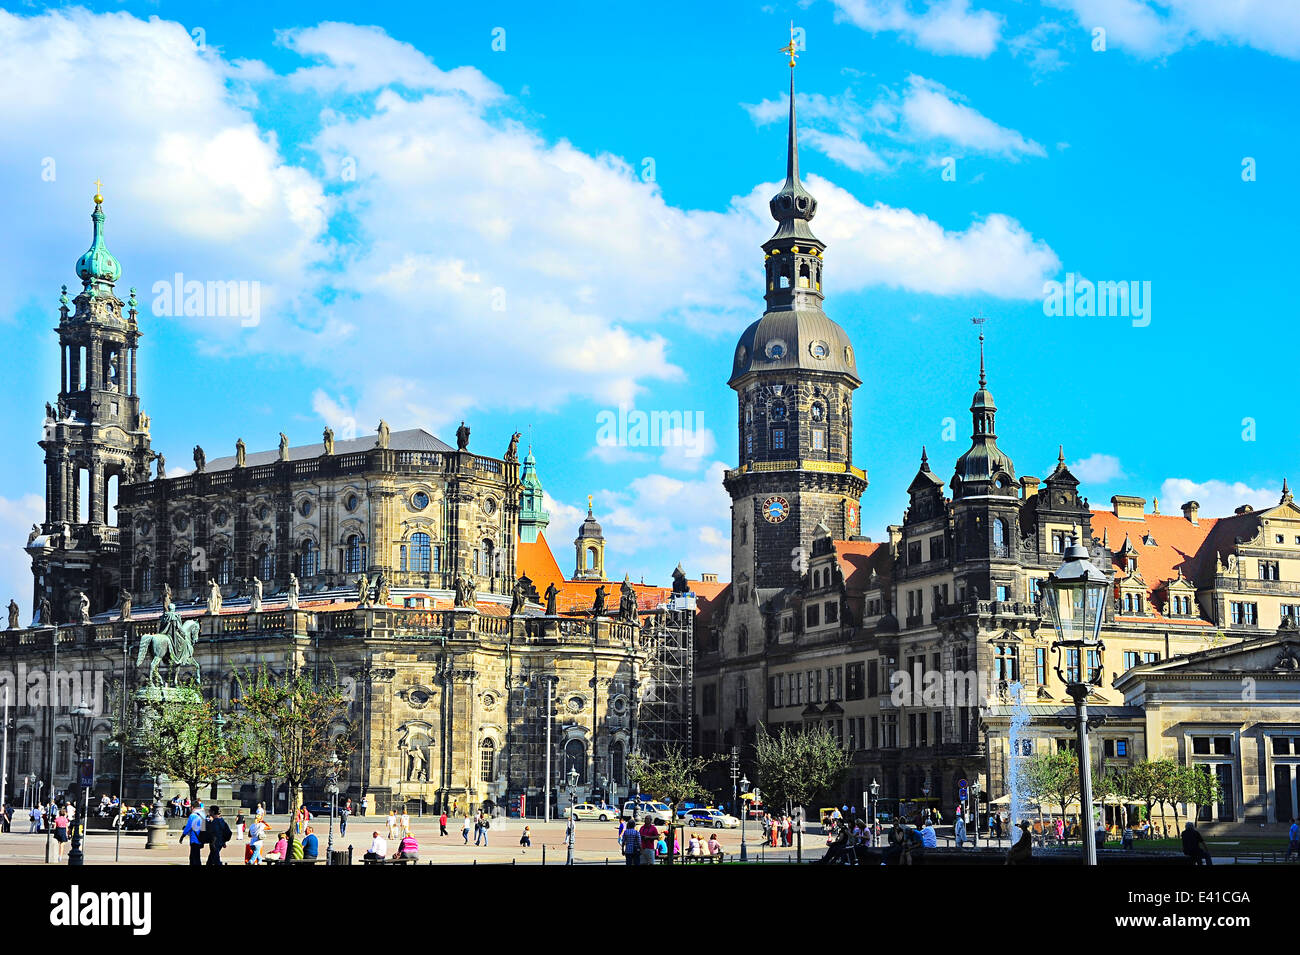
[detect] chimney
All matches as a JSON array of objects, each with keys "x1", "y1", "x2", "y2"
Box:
[
  {"x1": 1020, "y1": 476, "x2": 1041, "y2": 500},
  {"x1": 1181, "y1": 501, "x2": 1199, "y2": 525},
  {"x1": 1111, "y1": 495, "x2": 1146, "y2": 520}
]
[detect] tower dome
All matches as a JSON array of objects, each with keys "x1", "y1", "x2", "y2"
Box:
[{"x1": 75, "y1": 192, "x2": 122, "y2": 286}]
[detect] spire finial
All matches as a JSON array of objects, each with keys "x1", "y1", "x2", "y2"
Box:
[
  {"x1": 587, "y1": 493, "x2": 594, "y2": 515},
  {"x1": 780, "y1": 20, "x2": 799, "y2": 69},
  {"x1": 920, "y1": 445, "x2": 929, "y2": 467},
  {"x1": 971, "y1": 311, "x2": 988, "y2": 388},
  {"x1": 93, "y1": 177, "x2": 104, "y2": 205},
  {"x1": 1283, "y1": 478, "x2": 1293, "y2": 504},
  {"x1": 781, "y1": 23, "x2": 800, "y2": 186},
  {"x1": 1058, "y1": 445, "x2": 1065, "y2": 466}
]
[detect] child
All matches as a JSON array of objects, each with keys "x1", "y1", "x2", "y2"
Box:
[{"x1": 520, "y1": 825, "x2": 532, "y2": 851}]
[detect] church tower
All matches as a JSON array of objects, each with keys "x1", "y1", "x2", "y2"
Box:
[
  {"x1": 723, "y1": 56, "x2": 866, "y2": 594},
  {"x1": 517, "y1": 446, "x2": 550, "y2": 543},
  {"x1": 573, "y1": 497, "x2": 605, "y2": 580},
  {"x1": 29, "y1": 188, "x2": 152, "y2": 621}
]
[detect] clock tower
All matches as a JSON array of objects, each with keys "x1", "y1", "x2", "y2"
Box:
[{"x1": 723, "y1": 64, "x2": 866, "y2": 595}]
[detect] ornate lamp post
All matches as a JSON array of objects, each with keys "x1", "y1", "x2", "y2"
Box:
[
  {"x1": 66, "y1": 698, "x2": 94, "y2": 866},
  {"x1": 970, "y1": 778, "x2": 981, "y2": 848},
  {"x1": 1041, "y1": 534, "x2": 1109, "y2": 866},
  {"x1": 869, "y1": 778, "x2": 880, "y2": 839},
  {"x1": 739, "y1": 774, "x2": 750, "y2": 862},
  {"x1": 565, "y1": 767, "x2": 579, "y2": 866},
  {"x1": 326, "y1": 753, "x2": 340, "y2": 865}
]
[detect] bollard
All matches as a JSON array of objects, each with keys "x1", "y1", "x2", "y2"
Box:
[{"x1": 542, "y1": 844, "x2": 546, "y2": 865}]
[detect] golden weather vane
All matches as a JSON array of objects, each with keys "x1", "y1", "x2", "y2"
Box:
[{"x1": 780, "y1": 21, "x2": 799, "y2": 68}]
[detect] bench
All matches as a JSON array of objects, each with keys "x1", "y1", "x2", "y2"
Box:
[
  {"x1": 362, "y1": 856, "x2": 418, "y2": 865},
  {"x1": 264, "y1": 857, "x2": 320, "y2": 865},
  {"x1": 683, "y1": 853, "x2": 724, "y2": 864}
]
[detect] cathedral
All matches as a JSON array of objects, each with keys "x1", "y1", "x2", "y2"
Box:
[
  {"x1": 2, "y1": 188, "x2": 703, "y2": 816},
  {"x1": 693, "y1": 70, "x2": 1300, "y2": 828}
]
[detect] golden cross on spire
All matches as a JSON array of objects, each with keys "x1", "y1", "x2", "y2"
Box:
[
  {"x1": 93, "y1": 177, "x2": 104, "y2": 203},
  {"x1": 780, "y1": 21, "x2": 799, "y2": 68},
  {"x1": 587, "y1": 494, "x2": 594, "y2": 512}
]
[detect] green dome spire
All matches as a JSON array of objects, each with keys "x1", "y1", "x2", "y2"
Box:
[{"x1": 76, "y1": 188, "x2": 122, "y2": 287}]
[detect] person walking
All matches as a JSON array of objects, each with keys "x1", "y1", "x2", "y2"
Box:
[
  {"x1": 234, "y1": 810, "x2": 246, "y2": 841},
  {"x1": 461, "y1": 814, "x2": 472, "y2": 844},
  {"x1": 1182, "y1": 821, "x2": 1212, "y2": 865},
  {"x1": 206, "y1": 806, "x2": 232, "y2": 865},
  {"x1": 638, "y1": 818, "x2": 659, "y2": 866},
  {"x1": 181, "y1": 802, "x2": 205, "y2": 866},
  {"x1": 386, "y1": 811, "x2": 398, "y2": 842},
  {"x1": 519, "y1": 824, "x2": 532, "y2": 852},
  {"x1": 28, "y1": 805, "x2": 41, "y2": 834},
  {"x1": 439, "y1": 810, "x2": 448, "y2": 837},
  {"x1": 248, "y1": 815, "x2": 266, "y2": 864},
  {"x1": 621, "y1": 821, "x2": 641, "y2": 865},
  {"x1": 473, "y1": 811, "x2": 484, "y2": 846},
  {"x1": 954, "y1": 811, "x2": 966, "y2": 848},
  {"x1": 340, "y1": 799, "x2": 350, "y2": 837},
  {"x1": 360, "y1": 793, "x2": 368, "y2": 818},
  {"x1": 53, "y1": 807, "x2": 70, "y2": 861},
  {"x1": 479, "y1": 812, "x2": 491, "y2": 847},
  {"x1": 399, "y1": 810, "x2": 411, "y2": 838},
  {"x1": 1286, "y1": 817, "x2": 1300, "y2": 863}
]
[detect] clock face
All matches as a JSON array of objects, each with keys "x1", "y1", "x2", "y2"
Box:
[{"x1": 762, "y1": 496, "x2": 790, "y2": 523}]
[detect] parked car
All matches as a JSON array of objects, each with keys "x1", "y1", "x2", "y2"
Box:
[
  {"x1": 622, "y1": 800, "x2": 673, "y2": 825},
  {"x1": 677, "y1": 807, "x2": 739, "y2": 829},
  {"x1": 301, "y1": 801, "x2": 334, "y2": 817},
  {"x1": 570, "y1": 802, "x2": 618, "y2": 821}
]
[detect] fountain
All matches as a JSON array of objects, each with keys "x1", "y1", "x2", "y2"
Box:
[{"x1": 1006, "y1": 681, "x2": 1032, "y2": 835}]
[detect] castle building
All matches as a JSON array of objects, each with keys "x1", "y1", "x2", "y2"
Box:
[
  {"x1": 693, "y1": 69, "x2": 1300, "y2": 828},
  {"x1": 2, "y1": 194, "x2": 702, "y2": 816}
]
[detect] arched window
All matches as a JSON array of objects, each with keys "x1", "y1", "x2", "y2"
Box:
[
  {"x1": 215, "y1": 549, "x2": 233, "y2": 585},
  {"x1": 1124, "y1": 593, "x2": 1134, "y2": 613},
  {"x1": 411, "y1": 532, "x2": 432, "y2": 573},
  {"x1": 479, "y1": 738, "x2": 496, "y2": 782},
  {"x1": 177, "y1": 557, "x2": 192, "y2": 590},
  {"x1": 586, "y1": 546, "x2": 598, "y2": 570},
  {"x1": 483, "y1": 539, "x2": 496, "y2": 577},
  {"x1": 344, "y1": 535, "x2": 365, "y2": 574},
  {"x1": 298, "y1": 540, "x2": 318, "y2": 578},
  {"x1": 798, "y1": 262, "x2": 811, "y2": 288},
  {"x1": 139, "y1": 558, "x2": 153, "y2": 592},
  {"x1": 256, "y1": 544, "x2": 274, "y2": 581},
  {"x1": 610, "y1": 740, "x2": 625, "y2": 785},
  {"x1": 992, "y1": 518, "x2": 1006, "y2": 545},
  {"x1": 563, "y1": 739, "x2": 586, "y2": 784}
]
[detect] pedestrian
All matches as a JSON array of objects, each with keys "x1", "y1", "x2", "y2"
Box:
[
  {"x1": 181, "y1": 802, "x2": 204, "y2": 866},
  {"x1": 519, "y1": 825, "x2": 532, "y2": 851},
  {"x1": 360, "y1": 793, "x2": 368, "y2": 817},
  {"x1": 769, "y1": 816, "x2": 777, "y2": 847},
  {"x1": 438, "y1": 810, "x2": 448, "y2": 837},
  {"x1": 248, "y1": 815, "x2": 266, "y2": 864},
  {"x1": 53, "y1": 807, "x2": 70, "y2": 861},
  {"x1": 1122, "y1": 822, "x2": 1134, "y2": 850},
  {"x1": 639, "y1": 817, "x2": 659, "y2": 866},
  {"x1": 1286, "y1": 817, "x2": 1300, "y2": 862},
  {"x1": 621, "y1": 821, "x2": 642, "y2": 865},
  {"x1": 480, "y1": 812, "x2": 491, "y2": 847},
  {"x1": 387, "y1": 811, "x2": 398, "y2": 842},
  {"x1": 234, "y1": 810, "x2": 246, "y2": 841},
  {"x1": 954, "y1": 811, "x2": 966, "y2": 848},
  {"x1": 206, "y1": 806, "x2": 232, "y2": 865},
  {"x1": 340, "y1": 799, "x2": 350, "y2": 837},
  {"x1": 28, "y1": 805, "x2": 40, "y2": 834},
  {"x1": 474, "y1": 811, "x2": 484, "y2": 846},
  {"x1": 399, "y1": 809, "x2": 411, "y2": 838},
  {"x1": 1181, "y1": 821, "x2": 1212, "y2": 865},
  {"x1": 617, "y1": 817, "x2": 626, "y2": 844},
  {"x1": 784, "y1": 815, "x2": 793, "y2": 847},
  {"x1": 461, "y1": 814, "x2": 472, "y2": 844}
]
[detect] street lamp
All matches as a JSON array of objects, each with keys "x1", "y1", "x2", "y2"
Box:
[
  {"x1": 66, "y1": 698, "x2": 94, "y2": 866},
  {"x1": 565, "y1": 767, "x2": 579, "y2": 866},
  {"x1": 326, "y1": 753, "x2": 340, "y2": 865},
  {"x1": 869, "y1": 778, "x2": 880, "y2": 839},
  {"x1": 739, "y1": 774, "x2": 750, "y2": 862},
  {"x1": 1041, "y1": 533, "x2": 1109, "y2": 867},
  {"x1": 970, "y1": 778, "x2": 981, "y2": 848}
]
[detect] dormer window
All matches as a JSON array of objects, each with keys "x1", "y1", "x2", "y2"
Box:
[{"x1": 1126, "y1": 557, "x2": 1137, "y2": 573}]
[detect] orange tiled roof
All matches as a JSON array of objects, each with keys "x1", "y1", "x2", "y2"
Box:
[
  {"x1": 833, "y1": 539, "x2": 887, "y2": 591},
  {"x1": 1089, "y1": 509, "x2": 1220, "y2": 619},
  {"x1": 517, "y1": 532, "x2": 566, "y2": 594}
]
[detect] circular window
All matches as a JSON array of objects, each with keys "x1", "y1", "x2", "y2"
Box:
[
  {"x1": 412, "y1": 491, "x2": 430, "y2": 511},
  {"x1": 612, "y1": 695, "x2": 628, "y2": 715},
  {"x1": 299, "y1": 499, "x2": 313, "y2": 518},
  {"x1": 345, "y1": 494, "x2": 359, "y2": 512},
  {"x1": 809, "y1": 340, "x2": 829, "y2": 359},
  {"x1": 566, "y1": 695, "x2": 585, "y2": 714},
  {"x1": 409, "y1": 689, "x2": 430, "y2": 708},
  {"x1": 484, "y1": 498, "x2": 497, "y2": 516},
  {"x1": 765, "y1": 339, "x2": 788, "y2": 360}
]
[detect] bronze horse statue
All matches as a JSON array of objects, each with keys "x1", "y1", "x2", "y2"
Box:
[{"x1": 136, "y1": 618, "x2": 202, "y2": 686}]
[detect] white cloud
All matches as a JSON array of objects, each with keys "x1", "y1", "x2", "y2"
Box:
[
  {"x1": 1070, "y1": 452, "x2": 1126, "y2": 485},
  {"x1": 900, "y1": 77, "x2": 1046, "y2": 158},
  {"x1": 1159, "y1": 478, "x2": 1281, "y2": 520},
  {"x1": 830, "y1": 0, "x2": 1003, "y2": 56},
  {"x1": 1045, "y1": 0, "x2": 1300, "y2": 59}
]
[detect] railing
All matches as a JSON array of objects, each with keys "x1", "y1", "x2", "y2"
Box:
[{"x1": 725, "y1": 459, "x2": 867, "y2": 482}]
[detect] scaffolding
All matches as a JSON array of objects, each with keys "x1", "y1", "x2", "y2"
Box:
[{"x1": 636, "y1": 593, "x2": 695, "y2": 759}]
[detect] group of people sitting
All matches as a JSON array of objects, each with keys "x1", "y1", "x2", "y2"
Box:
[{"x1": 364, "y1": 829, "x2": 420, "y2": 862}]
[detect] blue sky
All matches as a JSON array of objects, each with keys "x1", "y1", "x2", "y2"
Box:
[{"x1": 1, "y1": 0, "x2": 1298, "y2": 610}]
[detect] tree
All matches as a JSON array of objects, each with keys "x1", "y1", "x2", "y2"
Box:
[
  {"x1": 628, "y1": 746, "x2": 716, "y2": 865},
  {"x1": 227, "y1": 666, "x2": 353, "y2": 817},
  {"x1": 1178, "y1": 764, "x2": 1221, "y2": 827},
  {"x1": 1150, "y1": 759, "x2": 1182, "y2": 837},
  {"x1": 1126, "y1": 760, "x2": 1160, "y2": 833},
  {"x1": 132, "y1": 692, "x2": 246, "y2": 805},
  {"x1": 1022, "y1": 750, "x2": 1079, "y2": 840},
  {"x1": 754, "y1": 723, "x2": 851, "y2": 862}
]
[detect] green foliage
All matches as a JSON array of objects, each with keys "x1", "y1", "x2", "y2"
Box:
[
  {"x1": 753, "y1": 723, "x2": 851, "y2": 812},
  {"x1": 1021, "y1": 749, "x2": 1079, "y2": 819},
  {"x1": 226, "y1": 666, "x2": 353, "y2": 810},
  {"x1": 627, "y1": 746, "x2": 715, "y2": 813},
  {"x1": 132, "y1": 692, "x2": 247, "y2": 803}
]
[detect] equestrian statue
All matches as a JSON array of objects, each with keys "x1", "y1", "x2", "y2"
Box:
[{"x1": 136, "y1": 603, "x2": 202, "y2": 686}]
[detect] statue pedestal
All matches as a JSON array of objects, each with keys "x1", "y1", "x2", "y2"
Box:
[{"x1": 136, "y1": 684, "x2": 201, "y2": 848}]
